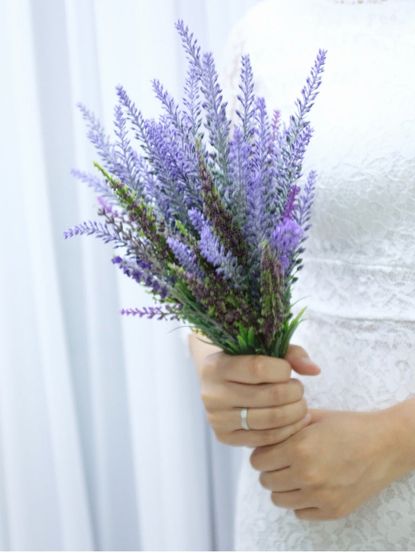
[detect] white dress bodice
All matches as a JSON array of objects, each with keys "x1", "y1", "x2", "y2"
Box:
[{"x1": 219, "y1": 0, "x2": 415, "y2": 548}]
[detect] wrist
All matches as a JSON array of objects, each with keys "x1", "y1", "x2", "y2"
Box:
[{"x1": 377, "y1": 396, "x2": 415, "y2": 478}]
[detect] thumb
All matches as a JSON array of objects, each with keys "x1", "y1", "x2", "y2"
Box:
[{"x1": 284, "y1": 344, "x2": 321, "y2": 376}]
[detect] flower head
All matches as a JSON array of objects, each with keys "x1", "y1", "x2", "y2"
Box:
[
  {"x1": 66, "y1": 20, "x2": 326, "y2": 357},
  {"x1": 271, "y1": 218, "x2": 304, "y2": 273}
]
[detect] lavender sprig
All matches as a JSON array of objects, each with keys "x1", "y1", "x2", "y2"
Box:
[
  {"x1": 66, "y1": 20, "x2": 327, "y2": 357},
  {"x1": 121, "y1": 305, "x2": 181, "y2": 320}
]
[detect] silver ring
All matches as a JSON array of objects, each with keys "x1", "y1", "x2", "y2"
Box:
[{"x1": 240, "y1": 407, "x2": 250, "y2": 430}]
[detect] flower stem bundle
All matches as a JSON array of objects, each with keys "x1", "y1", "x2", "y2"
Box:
[{"x1": 65, "y1": 20, "x2": 327, "y2": 358}]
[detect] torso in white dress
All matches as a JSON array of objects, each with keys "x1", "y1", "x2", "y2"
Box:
[{"x1": 219, "y1": 0, "x2": 415, "y2": 549}]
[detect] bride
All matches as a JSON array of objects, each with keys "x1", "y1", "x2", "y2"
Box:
[{"x1": 188, "y1": 0, "x2": 415, "y2": 549}]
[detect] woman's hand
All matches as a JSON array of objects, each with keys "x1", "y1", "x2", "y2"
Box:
[
  {"x1": 250, "y1": 406, "x2": 402, "y2": 520},
  {"x1": 188, "y1": 332, "x2": 321, "y2": 448}
]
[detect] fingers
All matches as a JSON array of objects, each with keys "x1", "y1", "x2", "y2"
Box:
[
  {"x1": 250, "y1": 436, "x2": 294, "y2": 470},
  {"x1": 202, "y1": 351, "x2": 292, "y2": 385},
  {"x1": 270, "y1": 490, "x2": 315, "y2": 510},
  {"x1": 196, "y1": 346, "x2": 316, "y2": 450},
  {"x1": 220, "y1": 412, "x2": 311, "y2": 448},
  {"x1": 284, "y1": 344, "x2": 321, "y2": 376},
  {"x1": 259, "y1": 467, "x2": 299, "y2": 492},
  {"x1": 235, "y1": 398, "x2": 308, "y2": 431},
  {"x1": 203, "y1": 378, "x2": 304, "y2": 410},
  {"x1": 208, "y1": 394, "x2": 307, "y2": 432}
]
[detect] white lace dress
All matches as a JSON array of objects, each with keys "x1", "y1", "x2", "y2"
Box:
[{"x1": 219, "y1": 0, "x2": 415, "y2": 549}]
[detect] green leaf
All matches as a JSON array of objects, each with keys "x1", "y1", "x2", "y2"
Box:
[
  {"x1": 237, "y1": 334, "x2": 248, "y2": 351},
  {"x1": 247, "y1": 326, "x2": 255, "y2": 347}
]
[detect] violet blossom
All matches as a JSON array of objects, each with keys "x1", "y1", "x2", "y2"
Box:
[{"x1": 65, "y1": 19, "x2": 326, "y2": 357}]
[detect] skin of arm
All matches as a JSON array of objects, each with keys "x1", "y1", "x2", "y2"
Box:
[
  {"x1": 249, "y1": 396, "x2": 415, "y2": 521},
  {"x1": 385, "y1": 395, "x2": 415, "y2": 475}
]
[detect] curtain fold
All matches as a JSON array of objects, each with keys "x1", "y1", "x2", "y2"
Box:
[{"x1": 0, "y1": 0, "x2": 258, "y2": 549}]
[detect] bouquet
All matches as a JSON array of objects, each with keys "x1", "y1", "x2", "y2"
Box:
[{"x1": 65, "y1": 20, "x2": 326, "y2": 358}]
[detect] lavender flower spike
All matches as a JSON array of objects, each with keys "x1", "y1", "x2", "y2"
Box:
[
  {"x1": 167, "y1": 236, "x2": 204, "y2": 278},
  {"x1": 67, "y1": 19, "x2": 326, "y2": 357},
  {"x1": 271, "y1": 218, "x2": 304, "y2": 273}
]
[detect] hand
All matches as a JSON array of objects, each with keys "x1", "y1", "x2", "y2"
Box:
[
  {"x1": 250, "y1": 407, "x2": 400, "y2": 520},
  {"x1": 188, "y1": 332, "x2": 321, "y2": 448}
]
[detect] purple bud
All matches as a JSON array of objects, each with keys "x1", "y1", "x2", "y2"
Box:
[{"x1": 271, "y1": 218, "x2": 304, "y2": 271}]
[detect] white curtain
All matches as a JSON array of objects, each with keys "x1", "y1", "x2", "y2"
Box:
[{"x1": 0, "y1": 0, "x2": 259, "y2": 549}]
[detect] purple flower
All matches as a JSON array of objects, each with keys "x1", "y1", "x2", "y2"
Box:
[
  {"x1": 228, "y1": 127, "x2": 250, "y2": 227},
  {"x1": 68, "y1": 20, "x2": 326, "y2": 357},
  {"x1": 64, "y1": 220, "x2": 126, "y2": 246},
  {"x1": 235, "y1": 55, "x2": 256, "y2": 140},
  {"x1": 112, "y1": 255, "x2": 170, "y2": 299},
  {"x1": 188, "y1": 208, "x2": 204, "y2": 233},
  {"x1": 200, "y1": 51, "x2": 231, "y2": 188},
  {"x1": 271, "y1": 218, "x2": 304, "y2": 272},
  {"x1": 70, "y1": 168, "x2": 115, "y2": 200},
  {"x1": 121, "y1": 305, "x2": 181, "y2": 320},
  {"x1": 296, "y1": 169, "x2": 317, "y2": 232},
  {"x1": 199, "y1": 222, "x2": 243, "y2": 284},
  {"x1": 167, "y1": 236, "x2": 204, "y2": 278},
  {"x1": 281, "y1": 184, "x2": 301, "y2": 220}
]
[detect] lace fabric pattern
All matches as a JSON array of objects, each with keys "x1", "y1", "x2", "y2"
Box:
[
  {"x1": 218, "y1": 0, "x2": 415, "y2": 549},
  {"x1": 234, "y1": 313, "x2": 415, "y2": 550}
]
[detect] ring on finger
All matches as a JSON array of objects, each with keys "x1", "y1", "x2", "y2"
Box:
[{"x1": 240, "y1": 407, "x2": 250, "y2": 430}]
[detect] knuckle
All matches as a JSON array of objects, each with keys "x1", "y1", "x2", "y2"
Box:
[
  {"x1": 214, "y1": 429, "x2": 234, "y2": 446},
  {"x1": 256, "y1": 429, "x2": 278, "y2": 447},
  {"x1": 240, "y1": 433, "x2": 255, "y2": 448},
  {"x1": 227, "y1": 429, "x2": 257, "y2": 448},
  {"x1": 270, "y1": 426, "x2": 292, "y2": 444},
  {"x1": 278, "y1": 359, "x2": 292, "y2": 379},
  {"x1": 267, "y1": 407, "x2": 282, "y2": 427},
  {"x1": 206, "y1": 410, "x2": 220, "y2": 427},
  {"x1": 269, "y1": 384, "x2": 281, "y2": 405},
  {"x1": 202, "y1": 382, "x2": 229, "y2": 410},
  {"x1": 252, "y1": 355, "x2": 266, "y2": 379},
  {"x1": 291, "y1": 378, "x2": 305, "y2": 397},
  {"x1": 258, "y1": 471, "x2": 270, "y2": 489},
  {"x1": 200, "y1": 390, "x2": 214, "y2": 409},
  {"x1": 297, "y1": 398, "x2": 308, "y2": 418},
  {"x1": 302, "y1": 467, "x2": 320, "y2": 486},
  {"x1": 272, "y1": 406, "x2": 288, "y2": 427},
  {"x1": 213, "y1": 430, "x2": 226, "y2": 443},
  {"x1": 231, "y1": 430, "x2": 251, "y2": 447},
  {"x1": 270, "y1": 491, "x2": 280, "y2": 506},
  {"x1": 249, "y1": 431, "x2": 264, "y2": 448},
  {"x1": 255, "y1": 430, "x2": 273, "y2": 447},
  {"x1": 249, "y1": 450, "x2": 261, "y2": 470}
]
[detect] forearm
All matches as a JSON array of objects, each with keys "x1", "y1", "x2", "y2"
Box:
[{"x1": 383, "y1": 395, "x2": 415, "y2": 477}]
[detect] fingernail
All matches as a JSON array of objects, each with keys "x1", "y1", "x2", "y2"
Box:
[
  {"x1": 303, "y1": 413, "x2": 312, "y2": 424},
  {"x1": 301, "y1": 356, "x2": 321, "y2": 372}
]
